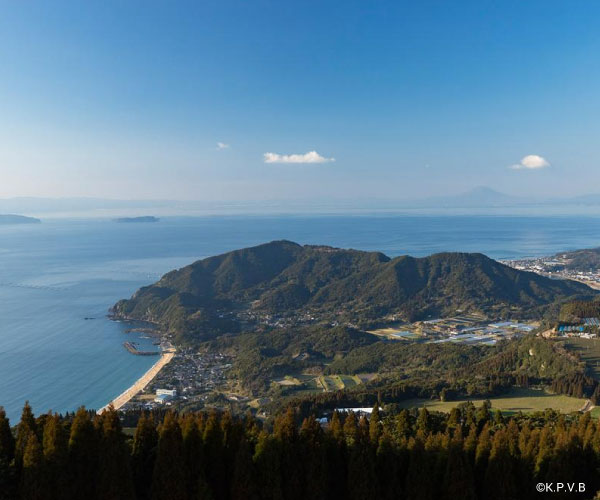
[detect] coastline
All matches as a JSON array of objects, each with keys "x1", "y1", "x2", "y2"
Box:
[{"x1": 97, "y1": 348, "x2": 175, "y2": 413}]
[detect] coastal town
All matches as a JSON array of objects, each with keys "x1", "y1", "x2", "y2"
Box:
[
  {"x1": 502, "y1": 254, "x2": 600, "y2": 290},
  {"x1": 115, "y1": 347, "x2": 235, "y2": 413},
  {"x1": 110, "y1": 314, "x2": 541, "y2": 414}
]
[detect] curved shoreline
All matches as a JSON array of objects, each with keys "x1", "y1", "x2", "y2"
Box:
[{"x1": 97, "y1": 349, "x2": 175, "y2": 413}]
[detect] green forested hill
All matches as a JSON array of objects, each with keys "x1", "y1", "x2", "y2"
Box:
[
  {"x1": 555, "y1": 247, "x2": 600, "y2": 270},
  {"x1": 112, "y1": 240, "x2": 593, "y2": 342}
]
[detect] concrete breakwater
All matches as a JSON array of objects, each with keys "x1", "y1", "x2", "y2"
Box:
[{"x1": 123, "y1": 341, "x2": 160, "y2": 356}]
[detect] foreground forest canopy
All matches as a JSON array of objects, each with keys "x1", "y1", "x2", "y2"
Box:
[
  {"x1": 112, "y1": 240, "x2": 593, "y2": 343},
  {"x1": 1, "y1": 403, "x2": 599, "y2": 500}
]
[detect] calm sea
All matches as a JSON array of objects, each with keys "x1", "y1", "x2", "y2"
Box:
[{"x1": 2, "y1": 214, "x2": 600, "y2": 422}]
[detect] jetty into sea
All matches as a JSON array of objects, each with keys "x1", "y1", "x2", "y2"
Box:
[{"x1": 123, "y1": 341, "x2": 160, "y2": 356}]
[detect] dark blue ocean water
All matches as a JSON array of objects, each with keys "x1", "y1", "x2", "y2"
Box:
[{"x1": 2, "y1": 214, "x2": 600, "y2": 423}]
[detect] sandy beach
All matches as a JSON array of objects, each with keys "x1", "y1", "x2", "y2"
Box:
[{"x1": 97, "y1": 348, "x2": 175, "y2": 413}]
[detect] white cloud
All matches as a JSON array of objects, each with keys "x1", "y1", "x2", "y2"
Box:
[
  {"x1": 510, "y1": 154, "x2": 550, "y2": 170},
  {"x1": 216, "y1": 142, "x2": 229, "y2": 150},
  {"x1": 263, "y1": 150, "x2": 335, "y2": 164}
]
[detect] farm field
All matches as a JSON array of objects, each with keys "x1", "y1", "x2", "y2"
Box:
[
  {"x1": 275, "y1": 373, "x2": 363, "y2": 393},
  {"x1": 317, "y1": 375, "x2": 362, "y2": 391},
  {"x1": 396, "y1": 387, "x2": 587, "y2": 415},
  {"x1": 561, "y1": 337, "x2": 600, "y2": 379},
  {"x1": 367, "y1": 326, "x2": 411, "y2": 336}
]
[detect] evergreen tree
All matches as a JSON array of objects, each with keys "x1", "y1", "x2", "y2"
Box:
[
  {"x1": 475, "y1": 401, "x2": 491, "y2": 428},
  {"x1": 203, "y1": 410, "x2": 226, "y2": 500},
  {"x1": 42, "y1": 413, "x2": 68, "y2": 500},
  {"x1": 0, "y1": 408, "x2": 14, "y2": 464},
  {"x1": 275, "y1": 408, "x2": 303, "y2": 500},
  {"x1": 0, "y1": 457, "x2": 14, "y2": 500},
  {"x1": 464, "y1": 402, "x2": 476, "y2": 428},
  {"x1": 68, "y1": 407, "x2": 99, "y2": 500},
  {"x1": 369, "y1": 405, "x2": 381, "y2": 444},
  {"x1": 273, "y1": 407, "x2": 297, "y2": 441},
  {"x1": 0, "y1": 407, "x2": 15, "y2": 500},
  {"x1": 522, "y1": 427, "x2": 540, "y2": 465},
  {"x1": 4, "y1": 397, "x2": 600, "y2": 499},
  {"x1": 535, "y1": 425, "x2": 555, "y2": 481},
  {"x1": 348, "y1": 416, "x2": 376, "y2": 500},
  {"x1": 253, "y1": 431, "x2": 283, "y2": 500},
  {"x1": 230, "y1": 437, "x2": 256, "y2": 500},
  {"x1": 343, "y1": 412, "x2": 358, "y2": 447},
  {"x1": 463, "y1": 424, "x2": 478, "y2": 462},
  {"x1": 376, "y1": 432, "x2": 405, "y2": 500},
  {"x1": 132, "y1": 412, "x2": 159, "y2": 500},
  {"x1": 151, "y1": 412, "x2": 188, "y2": 500},
  {"x1": 494, "y1": 409, "x2": 504, "y2": 425},
  {"x1": 329, "y1": 411, "x2": 344, "y2": 442},
  {"x1": 14, "y1": 402, "x2": 36, "y2": 467},
  {"x1": 181, "y1": 413, "x2": 205, "y2": 499},
  {"x1": 442, "y1": 438, "x2": 476, "y2": 500},
  {"x1": 221, "y1": 410, "x2": 243, "y2": 478},
  {"x1": 95, "y1": 407, "x2": 135, "y2": 500},
  {"x1": 20, "y1": 433, "x2": 43, "y2": 500},
  {"x1": 395, "y1": 409, "x2": 411, "y2": 440},
  {"x1": 405, "y1": 437, "x2": 437, "y2": 500},
  {"x1": 483, "y1": 430, "x2": 518, "y2": 500},
  {"x1": 416, "y1": 408, "x2": 431, "y2": 435},
  {"x1": 299, "y1": 416, "x2": 327, "y2": 500},
  {"x1": 447, "y1": 407, "x2": 461, "y2": 432},
  {"x1": 474, "y1": 423, "x2": 492, "y2": 498},
  {"x1": 325, "y1": 415, "x2": 347, "y2": 499}
]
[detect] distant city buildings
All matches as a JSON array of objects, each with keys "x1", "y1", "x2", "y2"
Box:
[{"x1": 503, "y1": 256, "x2": 600, "y2": 289}]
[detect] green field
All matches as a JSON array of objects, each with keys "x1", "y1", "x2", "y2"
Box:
[
  {"x1": 274, "y1": 375, "x2": 302, "y2": 386},
  {"x1": 338, "y1": 375, "x2": 362, "y2": 388},
  {"x1": 561, "y1": 337, "x2": 600, "y2": 379},
  {"x1": 279, "y1": 374, "x2": 361, "y2": 393},
  {"x1": 397, "y1": 387, "x2": 587, "y2": 415}
]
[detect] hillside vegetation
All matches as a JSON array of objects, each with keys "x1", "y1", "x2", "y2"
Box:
[
  {"x1": 556, "y1": 247, "x2": 600, "y2": 270},
  {"x1": 112, "y1": 240, "x2": 592, "y2": 343},
  {"x1": 212, "y1": 325, "x2": 585, "y2": 402},
  {"x1": 559, "y1": 298, "x2": 600, "y2": 322}
]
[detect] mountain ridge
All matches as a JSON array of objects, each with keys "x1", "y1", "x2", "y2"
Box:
[{"x1": 112, "y1": 240, "x2": 594, "y2": 343}]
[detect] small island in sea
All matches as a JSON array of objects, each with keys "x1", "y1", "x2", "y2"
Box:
[
  {"x1": 0, "y1": 214, "x2": 41, "y2": 225},
  {"x1": 114, "y1": 216, "x2": 159, "y2": 223}
]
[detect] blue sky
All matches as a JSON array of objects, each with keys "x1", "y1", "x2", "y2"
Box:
[{"x1": 1, "y1": 0, "x2": 600, "y2": 202}]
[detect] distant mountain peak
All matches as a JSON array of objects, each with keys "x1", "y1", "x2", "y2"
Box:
[
  {"x1": 465, "y1": 186, "x2": 508, "y2": 196},
  {"x1": 417, "y1": 186, "x2": 521, "y2": 208}
]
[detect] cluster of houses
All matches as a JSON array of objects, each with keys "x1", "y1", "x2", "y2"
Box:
[{"x1": 503, "y1": 256, "x2": 600, "y2": 289}]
